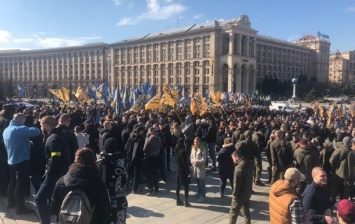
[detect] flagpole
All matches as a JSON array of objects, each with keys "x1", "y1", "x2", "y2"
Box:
[{"x1": 174, "y1": 107, "x2": 183, "y2": 123}]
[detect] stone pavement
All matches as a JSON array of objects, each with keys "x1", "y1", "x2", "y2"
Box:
[{"x1": 0, "y1": 155, "x2": 271, "y2": 224}]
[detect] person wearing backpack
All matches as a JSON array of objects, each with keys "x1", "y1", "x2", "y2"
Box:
[
  {"x1": 270, "y1": 130, "x2": 294, "y2": 184},
  {"x1": 294, "y1": 139, "x2": 320, "y2": 195},
  {"x1": 51, "y1": 148, "x2": 111, "y2": 224}
]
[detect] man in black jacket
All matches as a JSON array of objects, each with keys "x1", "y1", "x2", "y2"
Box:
[
  {"x1": 302, "y1": 167, "x2": 333, "y2": 224},
  {"x1": 126, "y1": 124, "x2": 145, "y2": 193},
  {"x1": 0, "y1": 104, "x2": 16, "y2": 196},
  {"x1": 83, "y1": 120, "x2": 99, "y2": 154},
  {"x1": 207, "y1": 117, "x2": 218, "y2": 171},
  {"x1": 35, "y1": 116, "x2": 70, "y2": 224},
  {"x1": 57, "y1": 113, "x2": 79, "y2": 162}
]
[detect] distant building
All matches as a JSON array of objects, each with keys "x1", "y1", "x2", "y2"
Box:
[
  {"x1": 0, "y1": 15, "x2": 332, "y2": 98},
  {"x1": 329, "y1": 50, "x2": 355, "y2": 85}
]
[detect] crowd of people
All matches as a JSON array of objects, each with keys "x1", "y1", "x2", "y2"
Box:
[{"x1": 0, "y1": 101, "x2": 355, "y2": 223}]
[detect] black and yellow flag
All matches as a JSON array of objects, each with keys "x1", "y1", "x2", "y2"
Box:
[
  {"x1": 211, "y1": 91, "x2": 222, "y2": 107},
  {"x1": 194, "y1": 93, "x2": 209, "y2": 116},
  {"x1": 49, "y1": 89, "x2": 65, "y2": 101},
  {"x1": 129, "y1": 94, "x2": 145, "y2": 113},
  {"x1": 161, "y1": 83, "x2": 177, "y2": 107},
  {"x1": 145, "y1": 92, "x2": 163, "y2": 110},
  {"x1": 61, "y1": 87, "x2": 70, "y2": 102}
]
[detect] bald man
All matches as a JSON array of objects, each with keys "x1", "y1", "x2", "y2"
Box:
[
  {"x1": 36, "y1": 115, "x2": 71, "y2": 224},
  {"x1": 302, "y1": 167, "x2": 333, "y2": 224},
  {"x1": 2, "y1": 113, "x2": 40, "y2": 214}
]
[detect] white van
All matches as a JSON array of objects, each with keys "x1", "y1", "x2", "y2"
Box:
[{"x1": 269, "y1": 102, "x2": 295, "y2": 112}]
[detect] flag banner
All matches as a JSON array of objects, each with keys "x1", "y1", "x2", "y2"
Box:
[
  {"x1": 147, "y1": 85, "x2": 155, "y2": 100},
  {"x1": 211, "y1": 91, "x2": 222, "y2": 107},
  {"x1": 142, "y1": 81, "x2": 150, "y2": 96},
  {"x1": 161, "y1": 83, "x2": 177, "y2": 107},
  {"x1": 75, "y1": 86, "x2": 85, "y2": 103},
  {"x1": 61, "y1": 87, "x2": 70, "y2": 102},
  {"x1": 129, "y1": 94, "x2": 145, "y2": 113},
  {"x1": 88, "y1": 83, "x2": 99, "y2": 102},
  {"x1": 49, "y1": 89, "x2": 65, "y2": 101},
  {"x1": 145, "y1": 92, "x2": 163, "y2": 110},
  {"x1": 194, "y1": 93, "x2": 209, "y2": 116},
  {"x1": 113, "y1": 86, "x2": 123, "y2": 114},
  {"x1": 17, "y1": 84, "x2": 25, "y2": 98}
]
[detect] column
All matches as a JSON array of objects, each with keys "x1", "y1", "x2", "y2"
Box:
[
  {"x1": 246, "y1": 36, "x2": 250, "y2": 57},
  {"x1": 229, "y1": 33, "x2": 234, "y2": 55},
  {"x1": 238, "y1": 35, "x2": 243, "y2": 55},
  {"x1": 236, "y1": 66, "x2": 242, "y2": 93}
]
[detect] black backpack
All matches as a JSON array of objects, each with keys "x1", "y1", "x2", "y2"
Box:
[{"x1": 277, "y1": 141, "x2": 293, "y2": 167}]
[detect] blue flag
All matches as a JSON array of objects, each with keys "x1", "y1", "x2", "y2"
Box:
[
  {"x1": 17, "y1": 84, "x2": 25, "y2": 98},
  {"x1": 114, "y1": 87, "x2": 122, "y2": 114},
  {"x1": 142, "y1": 82, "x2": 150, "y2": 96}
]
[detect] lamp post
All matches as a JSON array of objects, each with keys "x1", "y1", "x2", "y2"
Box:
[{"x1": 291, "y1": 78, "x2": 298, "y2": 100}]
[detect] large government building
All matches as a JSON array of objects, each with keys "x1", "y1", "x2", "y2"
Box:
[
  {"x1": 0, "y1": 15, "x2": 331, "y2": 98},
  {"x1": 329, "y1": 50, "x2": 355, "y2": 85}
]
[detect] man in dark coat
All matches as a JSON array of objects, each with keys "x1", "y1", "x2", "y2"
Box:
[
  {"x1": 0, "y1": 104, "x2": 15, "y2": 196},
  {"x1": 126, "y1": 124, "x2": 145, "y2": 193},
  {"x1": 57, "y1": 113, "x2": 79, "y2": 162},
  {"x1": 83, "y1": 120, "x2": 99, "y2": 154},
  {"x1": 302, "y1": 167, "x2": 333, "y2": 224},
  {"x1": 294, "y1": 139, "x2": 320, "y2": 195},
  {"x1": 35, "y1": 116, "x2": 71, "y2": 224},
  {"x1": 229, "y1": 150, "x2": 253, "y2": 224},
  {"x1": 174, "y1": 138, "x2": 190, "y2": 207}
]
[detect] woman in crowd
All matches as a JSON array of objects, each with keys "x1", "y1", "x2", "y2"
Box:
[
  {"x1": 217, "y1": 137, "x2": 235, "y2": 197},
  {"x1": 97, "y1": 138, "x2": 128, "y2": 224},
  {"x1": 51, "y1": 148, "x2": 111, "y2": 224},
  {"x1": 190, "y1": 137, "x2": 207, "y2": 203},
  {"x1": 174, "y1": 138, "x2": 191, "y2": 207}
]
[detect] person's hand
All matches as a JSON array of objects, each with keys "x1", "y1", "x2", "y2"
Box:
[
  {"x1": 272, "y1": 166, "x2": 276, "y2": 172},
  {"x1": 324, "y1": 215, "x2": 333, "y2": 224}
]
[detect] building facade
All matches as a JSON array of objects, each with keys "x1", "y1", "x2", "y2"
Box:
[
  {"x1": 0, "y1": 15, "x2": 332, "y2": 98},
  {"x1": 329, "y1": 50, "x2": 355, "y2": 85}
]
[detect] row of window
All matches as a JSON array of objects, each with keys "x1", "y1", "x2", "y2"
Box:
[{"x1": 121, "y1": 76, "x2": 210, "y2": 85}]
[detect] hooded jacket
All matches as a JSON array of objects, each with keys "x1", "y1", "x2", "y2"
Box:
[
  {"x1": 51, "y1": 165, "x2": 111, "y2": 224},
  {"x1": 217, "y1": 143, "x2": 235, "y2": 177},
  {"x1": 269, "y1": 180, "x2": 299, "y2": 224}
]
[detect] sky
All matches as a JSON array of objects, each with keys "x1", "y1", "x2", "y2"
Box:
[{"x1": 0, "y1": 0, "x2": 354, "y2": 53}]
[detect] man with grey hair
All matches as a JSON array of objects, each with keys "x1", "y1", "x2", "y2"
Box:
[
  {"x1": 3, "y1": 113, "x2": 40, "y2": 214},
  {"x1": 329, "y1": 136, "x2": 352, "y2": 205}
]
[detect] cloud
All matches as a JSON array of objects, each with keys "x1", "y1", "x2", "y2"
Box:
[
  {"x1": 113, "y1": 0, "x2": 123, "y2": 5},
  {"x1": 192, "y1": 14, "x2": 204, "y2": 20},
  {"x1": 117, "y1": 0, "x2": 188, "y2": 26},
  {"x1": 346, "y1": 7, "x2": 355, "y2": 12},
  {"x1": 288, "y1": 35, "x2": 302, "y2": 42},
  {"x1": 33, "y1": 34, "x2": 101, "y2": 48},
  {"x1": 0, "y1": 30, "x2": 11, "y2": 43},
  {"x1": 13, "y1": 38, "x2": 33, "y2": 43}
]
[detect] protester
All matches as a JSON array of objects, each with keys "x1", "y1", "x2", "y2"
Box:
[
  {"x1": 229, "y1": 150, "x2": 253, "y2": 224},
  {"x1": 217, "y1": 137, "x2": 235, "y2": 197},
  {"x1": 3, "y1": 113, "x2": 40, "y2": 214},
  {"x1": 302, "y1": 167, "x2": 333, "y2": 224},
  {"x1": 269, "y1": 168, "x2": 307, "y2": 224},
  {"x1": 51, "y1": 148, "x2": 111, "y2": 224},
  {"x1": 35, "y1": 115, "x2": 71, "y2": 224},
  {"x1": 174, "y1": 138, "x2": 191, "y2": 207},
  {"x1": 97, "y1": 138, "x2": 128, "y2": 224},
  {"x1": 190, "y1": 137, "x2": 207, "y2": 203}
]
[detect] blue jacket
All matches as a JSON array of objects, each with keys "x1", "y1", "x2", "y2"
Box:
[{"x1": 3, "y1": 120, "x2": 41, "y2": 165}]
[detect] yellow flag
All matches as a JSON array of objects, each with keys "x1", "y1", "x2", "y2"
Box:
[
  {"x1": 194, "y1": 93, "x2": 209, "y2": 116},
  {"x1": 211, "y1": 92, "x2": 221, "y2": 107},
  {"x1": 349, "y1": 103, "x2": 355, "y2": 117},
  {"x1": 161, "y1": 83, "x2": 177, "y2": 107},
  {"x1": 49, "y1": 89, "x2": 65, "y2": 101},
  {"x1": 75, "y1": 86, "x2": 85, "y2": 103},
  {"x1": 145, "y1": 93, "x2": 163, "y2": 110},
  {"x1": 61, "y1": 87, "x2": 70, "y2": 102},
  {"x1": 190, "y1": 97, "x2": 200, "y2": 115},
  {"x1": 245, "y1": 98, "x2": 251, "y2": 111}
]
